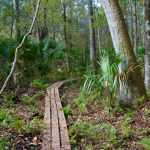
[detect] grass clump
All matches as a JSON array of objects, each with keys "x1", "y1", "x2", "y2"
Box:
[
  {"x1": 21, "y1": 92, "x2": 43, "y2": 106},
  {"x1": 30, "y1": 79, "x2": 49, "y2": 89},
  {"x1": 0, "y1": 137, "x2": 11, "y2": 150},
  {"x1": 139, "y1": 138, "x2": 150, "y2": 150},
  {"x1": 2, "y1": 92, "x2": 16, "y2": 107},
  {"x1": 26, "y1": 117, "x2": 45, "y2": 134}
]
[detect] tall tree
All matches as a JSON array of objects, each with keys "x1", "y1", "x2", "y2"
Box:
[
  {"x1": 133, "y1": 0, "x2": 138, "y2": 52},
  {"x1": 13, "y1": 0, "x2": 20, "y2": 38},
  {"x1": 101, "y1": 0, "x2": 147, "y2": 107},
  {"x1": 88, "y1": 0, "x2": 96, "y2": 67},
  {"x1": 62, "y1": 0, "x2": 70, "y2": 71},
  {"x1": 12, "y1": 0, "x2": 20, "y2": 86},
  {"x1": 144, "y1": 0, "x2": 150, "y2": 89}
]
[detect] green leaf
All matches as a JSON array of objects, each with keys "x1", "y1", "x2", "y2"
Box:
[
  {"x1": 139, "y1": 138, "x2": 150, "y2": 150},
  {"x1": 110, "y1": 126, "x2": 117, "y2": 135}
]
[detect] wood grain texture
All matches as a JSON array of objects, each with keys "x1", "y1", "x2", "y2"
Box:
[
  {"x1": 51, "y1": 88, "x2": 61, "y2": 150},
  {"x1": 42, "y1": 79, "x2": 76, "y2": 150},
  {"x1": 42, "y1": 94, "x2": 51, "y2": 150},
  {"x1": 55, "y1": 88, "x2": 71, "y2": 150}
]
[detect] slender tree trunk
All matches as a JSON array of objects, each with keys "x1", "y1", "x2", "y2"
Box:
[
  {"x1": 10, "y1": 17, "x2": 14, "y2": 38},
  {"x1": 13, "y1": 0, "x2": 20, "y2": 86},
  {"x1": 96, "y1": 0, "x2": 101, "y2": 55},
  {"x1": 144, "y1": 0, "x2": 150, "y2": 90},
  {"x1": 39, "y1": 7, "x2": 48, "y2": 40},
  {"x1": 133, "y1": 0, "x2": 138, "y2": 52},
  {"x1": 31, "y1": 0, "x2": 36, "y2": 39},
  {"x1": 101, "y1": 0, "x2": 147, "y2": 107},
  {"x1": 82, "y1": 35, "x2": 86, "y2": 65},
  {"x1": 62, "y1": 2, "x2": 70, "y2": 71},
  {"x1": 88, "y1": 0, "x2": 96, "y2": 68},
  {"x1": 130, "y1": 0, "x2": 134, "y2": 46},
  {"x1": 13, "y1": 0, "x2": 20, "y2": 38},
  {"x1": 0, "y1": 0, "x2": 41, "y2": 95}
]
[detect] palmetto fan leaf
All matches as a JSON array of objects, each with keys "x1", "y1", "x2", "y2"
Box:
[{"x1": 83, "y1": 52, "x2": 121, "y2": 105}]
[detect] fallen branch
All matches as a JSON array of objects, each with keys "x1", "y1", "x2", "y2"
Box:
[{"x1": 0, "y1": 0, "x2": 41, "y2": 95}]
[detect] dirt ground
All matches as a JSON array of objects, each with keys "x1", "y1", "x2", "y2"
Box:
[
  {"x1": 0, "y1": 85, "x2": 45, "y2": 150},
  {"x1": 60, "y1": 82, "x2": 150, "y2": 150}
]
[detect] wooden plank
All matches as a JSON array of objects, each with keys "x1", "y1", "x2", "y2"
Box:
[
  {"x1": 57, "y1": 78, "x2": 77, "y2": 88},
  {"x1": 51, "y1": 88, "x2": 61, "y2": 150},
  {"x1": 50, "y1": 83, "x2": 57, "y2": 89},
  {"x1": 55, "y1": 88, "x2": 71, "y2": 150},
  {"x1": 42, "y1": 79, "x2": 76, "y2": 149},
  {"x1": 42, "y1": 94, "x2": 51, "y2": 150}
]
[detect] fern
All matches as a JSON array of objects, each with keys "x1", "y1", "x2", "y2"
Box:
[{"x1": 139, "y1": 138, "x2": 150, "y2": 150}]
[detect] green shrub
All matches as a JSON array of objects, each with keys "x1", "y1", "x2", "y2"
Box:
[
  {"x1": 10, "y1": 119, "x2": 25, "y2": 134},
  {"x1": 0, "y1": 137, "x2": 11, "y2": 150},
  {"x1": 63, "y1": 104, "x2": 72, "y2": 117},
  {"x1": 22, "y1": 94, "x2": 35, "y2": 105},
  {"x1": 30, "y1": 79, "x2": 49, "y2": 89},
  {"x1": 0, "y1": 109, "x2": 16, "y2": 128},
  {"x1": 2, "y1": 92, "x2": 16, "y2": 107},
  {"x1": 0, "y1": 109, "x2": 25, "y2": 134},
  {"x1": 0, "y1": 109, "x2": 8, "y2": 122},
  {"x1": 26, "y1": 117, "x2": 45, "y2": 134},
  {"x1": 145, "y1": 109, "x2": 150, "y2": 115},
  {"x1": 22, "y1": 92, "x2": 43, "y2": 106},
  {"x1": 120, "y1": 121, "x2": 132, "y2": 138},
  {"x1": 83, "y1": 52, "x2": 121, "y2": 111}
]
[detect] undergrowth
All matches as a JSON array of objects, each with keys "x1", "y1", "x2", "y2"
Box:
[{"x1": 62, "y1": 82, "x2": 150, "y2": 149}]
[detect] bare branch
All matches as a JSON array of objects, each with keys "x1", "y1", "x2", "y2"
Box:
[{"x1": 0, "y1": 0, "x2": 41, "y2": 95}]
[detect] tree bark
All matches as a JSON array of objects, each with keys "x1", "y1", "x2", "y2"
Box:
[
  {"x1": 131, "y1": 0, "x2": 134, "y2": 46},
  {"x1": 39, "y1": 7, "x2": 48, "y2": 40},
  {"x1": 144, "y1": 0, "x2": 150, "y2": 90},
  {"x1": 13, "y1": 0, "x2": 20, "y2": 86},
  {"x1": 133, "y1": 0, "x2": 138, "y2": 53},
  {"x1": 62, "y1": 1, "x2": 70, "y2": 71},
  {"x1": 101, "y1": 0, "x2": 147, "y2": 107},
  {"x1": 88, "y1": 0, "x2": 96, "y2": 68},
  {"x1": 13, "y1": 0, "x2": 20, "y2": 38},
  {"x1": 10, "y1": 17, "x2": 14, "y2": 38},
  {"x1": 31, "y1": 0, "x2": 36, "y2": 39}
]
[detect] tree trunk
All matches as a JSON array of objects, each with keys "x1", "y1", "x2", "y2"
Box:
[
  {"x1": 82, "y1": 35, "x2": 86, "y2": 65},
  {"x1": 10, "y1": 17, "x2": 14, "y2": 38},
  {"x1": 0, "y1": 0, "x2": 41, "y2": 95},
  {"x1": 131, "y1": 0, "x2": 134, "y2": 46},
  {"x1": 133, "y1": 0, "x2": 138, "y2": 53},
  {"x1": 62, "y1": 2, "x2": 70, "y2": 71},
  {"x1": 31, "y1": 0, "x2": 36, "y2": 39},
  {"x1": 144, "y1": 0, "x2": 150, "y2": 90},
  {"x1": 101, "y1": 0, "x2": 147, "y2": 107},
  {"x1": 13, "y1": 0, "x2": 20, "y2": 86},
  {"x1": 13, "y1": 0, "x2": 20, "y2": 38},
  {"x1": 88, "y1": 0, "x2": 96, "y2": 68},
  {"x1": 39, "y1": 7, "x2": 48, "y2": 40}
]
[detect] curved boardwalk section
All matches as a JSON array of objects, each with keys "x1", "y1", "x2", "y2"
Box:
[{"x1": 42, "y1": 79, "x2": 75, "y2": 150}]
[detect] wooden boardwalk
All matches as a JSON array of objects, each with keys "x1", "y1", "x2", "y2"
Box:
[{"x1": 42, "y1": 79, "x2": 75, "y2": 150}]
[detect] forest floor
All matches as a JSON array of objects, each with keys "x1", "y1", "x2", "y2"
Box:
[
  {"x1": 0, "y1": 80, "x2": 150, "y2": 150},
  {"x1": 60, "y1": 82, "x2": 150, "y2": 150},
  {"x1": 0, "y1": 85, "x2": 45, "y2": 150}
]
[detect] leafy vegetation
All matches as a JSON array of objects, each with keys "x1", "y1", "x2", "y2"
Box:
[
  {"x1": 0, "y1": 0, "x2": 150, "y2": 149},
  {"x1": 139, "y1": 138, "x2": 150, "y2": 150},
  {"x1": 0, "y1": 137, "x2": 11, "y2": 150},
  {"x1": 61, "y1": 82, "x2": 150, "y2": 149}
]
